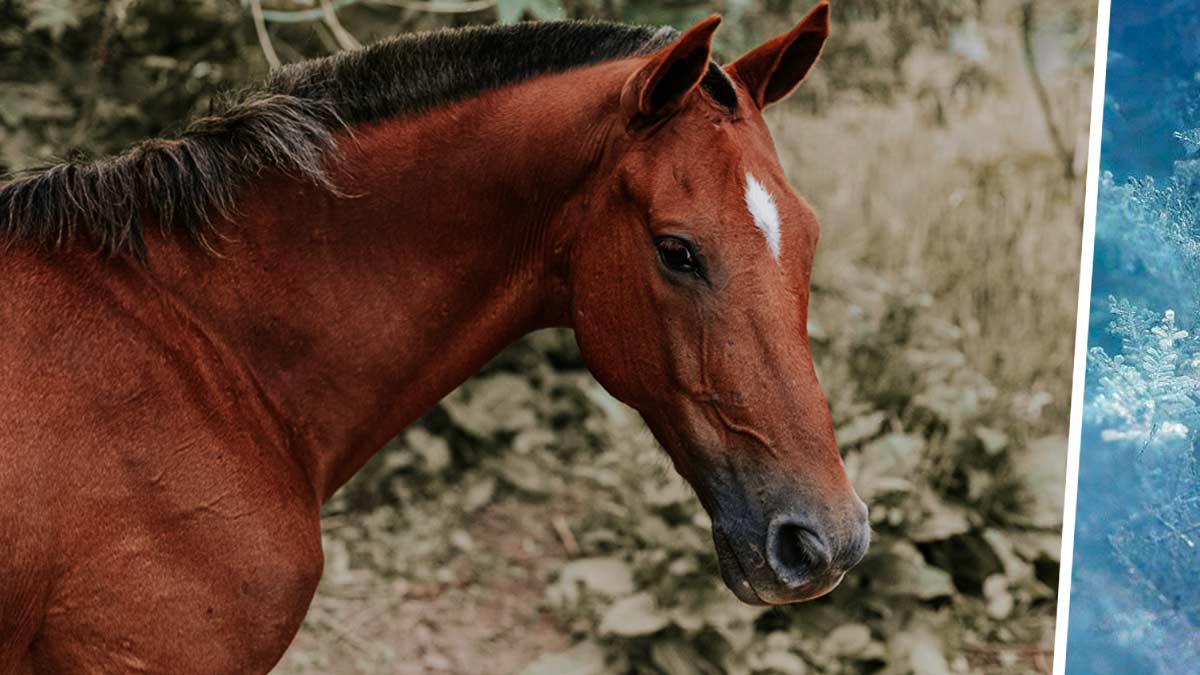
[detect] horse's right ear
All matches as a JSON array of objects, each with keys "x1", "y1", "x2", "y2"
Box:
[
  {"x1": 725, "y1": 2, "x2": 829, "y2": 109},
  {"x1": 621, "y1": 16, "x2": 722, "y2": 124}
]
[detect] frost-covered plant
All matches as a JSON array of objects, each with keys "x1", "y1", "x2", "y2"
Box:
[
  {"x1": 1107, "y1": 492, "x2": 1200, "y2": 668},
  {"x1": 1091, "y1": 130, "x2": 1200, "y2": 448},
  {"x1": 1173, "y1": 128, "x2": 1200, "y2": 155},
  {"x1": 1082, "y1": 129, "x2": 1200, "y2": 672},
  {"x1": 1088, "y1": 300, "x2": 1200, "y2": 446},
  {"x1": 1097, "y1": 166, "x2": 1200, "y2": 293}
]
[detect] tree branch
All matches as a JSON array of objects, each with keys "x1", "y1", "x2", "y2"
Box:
[
  {"x1": 250, "y1": 0, "x2": 283, "y2": 69},
  {"x1": 258, "y1": 0, "x2": 495, "y2": 24},
  {"x1": 1021, "y1": 1, "x2": 1074, "y2": 180},
  {"x1": 321, "y1": 0, "x2": 362, "y2": 50}
]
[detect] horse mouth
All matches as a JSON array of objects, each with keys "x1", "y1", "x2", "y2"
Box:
[
  {"x1": 712, "y1": 526, "x2": 846, "y2": 605},
  {"x1": 713, "y1": 528, "x2": 769, "y2": 605}
]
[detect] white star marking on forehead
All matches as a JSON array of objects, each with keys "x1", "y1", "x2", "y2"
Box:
[{"x1": 744, "y1": 172, "x2": 781, "y2": 261}]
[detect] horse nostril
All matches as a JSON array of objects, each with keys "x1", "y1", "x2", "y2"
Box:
[{"x1": 767, "y1": 521, "x2": 831, "y2": 587}]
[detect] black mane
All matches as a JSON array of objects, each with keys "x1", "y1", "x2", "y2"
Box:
[{"x1": 0, "y1": 21, "x2": 737, "y2": 257}]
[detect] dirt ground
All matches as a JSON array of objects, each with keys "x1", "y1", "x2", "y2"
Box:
[
  {"x1": 275, "y1": 498, "x2": 581, "y2": 675},
  {"x1": 276, "y1": 491, "x2": 1055, "y2": 675}
]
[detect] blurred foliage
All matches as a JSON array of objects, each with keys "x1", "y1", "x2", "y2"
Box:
[
  {"x1": 0, "y1": 1, "x2": 1090, "y2": 673},
  {"x1": 1, "y1": 0, "x2": 1092, "y2": 170}
]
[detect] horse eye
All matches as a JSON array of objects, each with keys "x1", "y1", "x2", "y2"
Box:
[{"x1": 656, "y1": 237, "x2": 700, "y2": 276}]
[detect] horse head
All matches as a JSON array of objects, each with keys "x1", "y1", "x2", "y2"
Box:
[{"x1": 568, "y1": 2, "x2": 869, "y2": 605}]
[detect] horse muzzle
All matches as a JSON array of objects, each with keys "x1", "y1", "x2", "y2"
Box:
[{"x1": 710, "y1": 491, "x2": 870, "y2": 605}]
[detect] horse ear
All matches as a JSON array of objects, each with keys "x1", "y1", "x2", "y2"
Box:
[
  {"x1": 725, "y1": 1, "x2": 829, "y2": 109},
  {"x1": 622, "y1": 15, "x2": 722, "y2": 123}
]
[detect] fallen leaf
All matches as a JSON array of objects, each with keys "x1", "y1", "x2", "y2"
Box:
[{"x1": 599, "y1": 593, "x2": 670, "y2": 637}]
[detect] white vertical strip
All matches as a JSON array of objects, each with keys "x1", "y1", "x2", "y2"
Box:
[
  {"x1": 744, "y1": 172, "x2": 782, "y2": 261},
  {"x1": 1052, "y1": 1, "x2": 1112, "y2": 672}
]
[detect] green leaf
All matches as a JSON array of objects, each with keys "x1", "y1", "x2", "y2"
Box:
[
  {"x1": 557, "y1": 556, "x2": 635, "y2": 599},
  {"x1": 863, "y1": 542, "x2": 955, "y2": 600},
  {"x1": 981, "y1": 528, "x2": 1034, "y2": 583},
  {"x1": 904, "y1": 631, "x2": 952, "y2": 675},
  {"x1": 752, "y1": 650, "x2": 808, "y2": 674},
  {"x1": 825, "y1": 623, "x2": 873, "y2": 658},
  {"x1": 521, "y1": 641, "x2": 608, "y2": 675},
  {"x1": 24, "y1": 0, "x2": 81, "y2": 40},
  {"x1": 461, "y1": 476, "x2": 496, "y2": 512},
  {"x1": 908, "y1": 491, "x2": 971, "y2": 542},
  {"x1": 697, "y1": 589, "x2": 767, "y2": 650},
  {"x1": 883, "y1": 624, "x2": 955, "y2": 675},
  {"x1": 1009, "y1": 435, "x2": 1068, "y2": 528},
  {"x1": 406, "y1": 428, "x2": 451, "y2": 474},
  {"x1": 499, "y1": 455, "x2": 559, "y2": 496},
  {"x1": 836, "y1": 411, "x2": 887, "y2": 447},
  {"x1": 974, "y1": 425, "x2": 1009, "y2": 454},
  {"x1": 0, "y1": 83, "x2": 72, "y2": 126},
  {"x1": 650, "y1": 639, "x2": 715, "y2": 675},
  {"x1": 850, "y1": 433, "x2": 925, "y2": 501},
  {"x1": 983, "y1": 574, "x2": 1014, "y2": 620},
  {"x1": 442, "y1": 372, "x2": 537, "y2": 437},
  {"x1": 497, "y1": 0, "x2": 528, "y2": 23},
  {"x1": 526, "y1": 0, "x2": 563, "y2": 20},
  {"x1": 616, "y1": 2, "x2": 713, "y2": 28},
  {"x1": 599, "y1": 592, "x2": 670, "y2": 637},
  {"x1": 1007, "y1": 530, "x2": 1063, "y2": 563}
]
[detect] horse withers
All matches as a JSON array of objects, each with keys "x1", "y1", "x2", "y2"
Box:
[{"x1": 0, "y1": 3, "x2": 868, "y2": 671}]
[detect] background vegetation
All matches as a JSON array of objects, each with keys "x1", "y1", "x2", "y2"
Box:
[{"x1": 0, "y1": 0, "x2": 1094, "y2": 673}]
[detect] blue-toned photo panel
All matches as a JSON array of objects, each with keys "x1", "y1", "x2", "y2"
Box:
[{"x1": 1068, "y1": 2, "x2": 1200, "y2": 672}]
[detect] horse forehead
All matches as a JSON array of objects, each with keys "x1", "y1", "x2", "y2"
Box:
[{"x1": 743, "y1": 171, "x2": 783, "y2": 261}]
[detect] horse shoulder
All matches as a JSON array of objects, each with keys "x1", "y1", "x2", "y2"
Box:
[{"x1": 1, "y1": 253, "x2": 323, "y2": 673}]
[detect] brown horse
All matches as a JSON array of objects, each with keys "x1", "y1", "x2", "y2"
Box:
[{"x1": 0, "y1": 3, "x2": 868, "y2": 672}]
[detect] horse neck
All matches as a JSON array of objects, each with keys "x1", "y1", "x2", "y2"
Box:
[{"x1": 147, "y1": 61, "x2": 630, "y2": 500}]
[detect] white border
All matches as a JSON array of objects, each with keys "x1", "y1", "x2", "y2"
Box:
[{"x1": 1052, "y1": 0, "x2": 1112, "y2": 672}]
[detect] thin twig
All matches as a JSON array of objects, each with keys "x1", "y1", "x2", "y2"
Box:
[
  {"x1": 259, "y1": 0, "x2": 494, "y2": 23},
  {"x1": 250, "y1": 0, "x2": 282, "y2": 69},
  {"x1": 551, "y1": 514, "x2": 578, "y2": 557},
  {"x1": 371, "y1": 0, "x2": 497, "y2": 13},
  {"x1": 311, "y1": 16, "x2": 343, "y2": 54},
  {"x1": 1020, "y1": 1, "x2": 1074, "y2": 180},
  {"x1": 321, "y1": 0, "x2": 363, "y2": 50},
  {"x1": 261, "y1": 0, "x2": 359, "y2": 23},
  {"x1": 68, "y1": 0, "x2": 130, "y2": 148},
  {"x1": 963, "y1": 643, "x2": 1053, "y2": 655}
]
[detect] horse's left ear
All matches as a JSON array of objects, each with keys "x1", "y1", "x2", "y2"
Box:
[
  {"x1": 621, "y1": 15, "x2": 722, "y2": 123},
  {"x1": 726, "y1": 1, "x2": 829, "y2": 109}
]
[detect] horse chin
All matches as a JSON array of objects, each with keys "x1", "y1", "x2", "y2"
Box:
[
  {"x1": 712, "y1": 528, "x2": 774, "y2": 604},
  {"x1": 713, "y1": 528, "x2": 769, "y2": 605}
]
